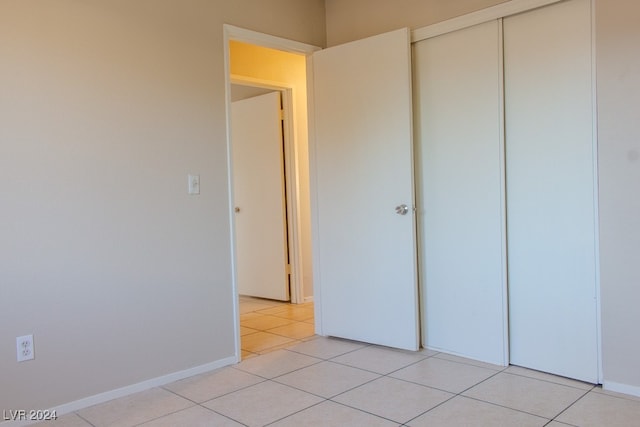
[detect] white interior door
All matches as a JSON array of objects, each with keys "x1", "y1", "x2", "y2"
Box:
[
  {"x1": 505, "y1": 0, "x2": 599, "y2": 382},
  {"x1": 232, "y1": 91, "x2": 289, "y2": 301},
  {"x1": 413, "y1": 20, "x2": 508, "y2": 365},
  {"x1": 311, "y1": 28, "x2": 419, "y2": 350}
]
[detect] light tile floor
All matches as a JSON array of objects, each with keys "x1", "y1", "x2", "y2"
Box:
[
  {"x1": 35, "y1": 298, "x2": 640, "y2": 426},
  {"x1": 238, "y1": 296, "x2": 316, "y2": 359}
]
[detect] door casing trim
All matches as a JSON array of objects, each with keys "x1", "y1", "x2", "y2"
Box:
[{"x1": 223, "y1": 25, "x2": 320, "y2": 361}]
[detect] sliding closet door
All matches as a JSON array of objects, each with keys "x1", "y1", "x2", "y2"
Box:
[
  {"x1": 505, "y1": 0, "x2": 598, "y2": 382},
  {"x1": 414, "y1": 20, "x2": 507, "y2": 365}
]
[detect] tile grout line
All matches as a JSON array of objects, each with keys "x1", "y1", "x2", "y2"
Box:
[
  {"x1": 163, "y1": 374, "x2": 271, "y2": 406},
  {"x1": 322, "y1": 347, "x2": 429, "y2": 378},
  {"x1": 312, "y1": 350, "x2": 452, "y2": 425},
  {"x1": 74, "y1": 412, "x2": 96, "y2": 427},
  {"x1": 500, "y1": 369, "x2": 596, "y2": 392},
  {"x1": 458, "y1": 394, "x2": 553, "y2": 423},
  {"x1": 401, "y1": 393, "x2": 459, "y2": 426},
  {"x1": 270, "y1": 365, "x2": 384, "y2": 401},
  {"x1": 386, "y1": 359, "x2": 507, "y2": 424},
  {"x1": 394, "y1": 365, "x2": 570, "y2": 425},
  {"x1": 452, "y1": 369, "x2": 594, "y2": 423},
  {"x1": 400, "y1": 362, "x2": 523, "y2": 424},
  {"x1": 133, "y1": 387, "x2": 251, "y2": 427},
  {"x1": 239, "y1": 298, "x2": 315, "y2": 357},
  {"x1": 548, "y1": 386, "x2": 594, "y2": 424},
  {"x1": 196, "y1": 405, "x2": 250, "y2": 427},
  {"x1": 323, "y1": 399, "x2": 411, "y2": 426},
  {"x1": 262, "y1": 400, "x2": 330, "y2": 427},
  {"x1": 283, "y1": 340, "x2": 372, "y2": 360}
]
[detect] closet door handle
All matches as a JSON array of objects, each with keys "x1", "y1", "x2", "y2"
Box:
[{"x1": 395, "y1": 204, "x2": 409, "y2": 215}]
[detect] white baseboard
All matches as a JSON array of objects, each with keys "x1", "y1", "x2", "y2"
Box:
[
  {"x1": 603, "y1": 381, "x2": 640, "y2": 398},
  {"x1": 303, "y1": 296, "x2": 314, "y2": 303},
  {"x1": 1, "y1": 356, "x2": 237, "y2": 427}
]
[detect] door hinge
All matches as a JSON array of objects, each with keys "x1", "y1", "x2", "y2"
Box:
[
  {"x1": 286, "y1": 263, "x2": 292, "y2": 274},
  {"x1": 280, "y1": 109, "x2": 285, "y2": 120}
]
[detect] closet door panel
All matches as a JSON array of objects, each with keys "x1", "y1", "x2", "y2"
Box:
[
  {"x1": 505, "y1": 0, "x2": 598, "y2": 382},
  {"x1": 414, "y1": 20, "x2": 507, "y2": 365}
]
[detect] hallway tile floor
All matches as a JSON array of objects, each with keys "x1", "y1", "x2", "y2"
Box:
[
  {"x1": 238, "y1": 296, "x2": 315, "y2": 359},
  {"x1": 35, "y1": 298, "x2": 640, "y2": 426}
]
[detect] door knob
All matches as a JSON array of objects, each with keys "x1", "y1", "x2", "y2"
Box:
[{"x1": 395, "y1": 204, "x2": 409, "y2": 215}]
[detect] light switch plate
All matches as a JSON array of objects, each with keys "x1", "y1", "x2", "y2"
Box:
[{"x1": 188, "y1": 174, "x2": 200, "y2": 195}]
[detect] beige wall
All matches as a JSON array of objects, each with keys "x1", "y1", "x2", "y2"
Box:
[
  {"x1": 325, "y1": 0, "x2": 508, "y2": 46},
  {"x1": 0, "y1": 0, "x2": 324, "y2": 412},
  {"x1": 595, "y1": 0, "x2": 640, "y2": 392},
  {"x1": 324, "y1": 0, "x2": 640, "y2": 393},
  {"x1": 229, "y1": 41, "x2": 314, "y2": 300}
]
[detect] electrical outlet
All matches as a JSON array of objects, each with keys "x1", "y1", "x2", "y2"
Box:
[{"x1": 16, "y1": 334, "x2": 34, "y2": 362}]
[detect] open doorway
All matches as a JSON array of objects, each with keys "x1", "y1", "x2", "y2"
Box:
[
  {"x1": 231, "y1": 88, "x2": 314, "y2": 358},
  {"x1": 224, "y1": 27, "x2": 320, "y2": 359}
]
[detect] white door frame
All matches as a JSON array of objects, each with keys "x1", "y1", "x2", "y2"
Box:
[{"x1": 223, "y1": 25, "x2": 320, "y2": 361}]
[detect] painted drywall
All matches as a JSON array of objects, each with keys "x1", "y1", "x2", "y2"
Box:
[
  {"x1": 325, "y1": 0, "x2": 508, "y2": 46},
  {"x1": 229, "y1": 41, "x2": 314, "y2": 300},
  {"x1": 596, "y1": 0, "x2": 640, "y2": 393},
  {"x1": 0, "y1": 0, "x2": 325, "y2": 412}
]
